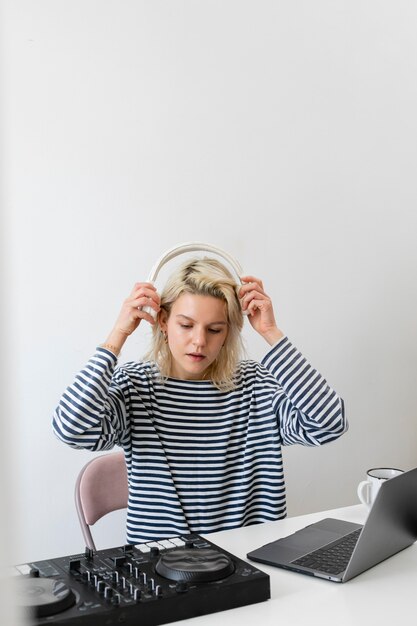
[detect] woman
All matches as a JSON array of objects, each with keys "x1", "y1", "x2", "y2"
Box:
[{"x1": 53, "y1": 257, "x2": 347, "y2": 543}]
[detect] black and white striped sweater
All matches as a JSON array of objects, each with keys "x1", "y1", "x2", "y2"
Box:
[{"x1": 52, "y1": 336, "x2": 347, "y2": 543}]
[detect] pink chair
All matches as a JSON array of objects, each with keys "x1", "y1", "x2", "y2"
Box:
[{"x1": 74, "y1": 451, "x2": 129, "y2": 550}]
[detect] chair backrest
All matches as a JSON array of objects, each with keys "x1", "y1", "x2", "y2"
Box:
[{"x1": 74, "y1": 451, "x2": 129, "y2": 550}]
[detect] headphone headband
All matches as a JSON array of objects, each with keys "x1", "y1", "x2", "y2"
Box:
[{"x1": 147, "y1": 242, "x2": 244, "y2": 283}]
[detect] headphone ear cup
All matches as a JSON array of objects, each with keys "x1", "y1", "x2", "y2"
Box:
[{"x1": 141, "y1": 304, "x2": 158, "y2": 319}]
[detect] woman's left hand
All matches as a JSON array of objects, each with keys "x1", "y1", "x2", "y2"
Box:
[{"x1": 239, "y1": 275, "x2": 284, "y2": 345}]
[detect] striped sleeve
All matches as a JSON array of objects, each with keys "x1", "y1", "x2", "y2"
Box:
[
  {"x1": 261, "y1": 337, "x2": 347, "y2": 446},
  {"x1": 52, "y1": 347, "x2": 131, "y2": 451}
]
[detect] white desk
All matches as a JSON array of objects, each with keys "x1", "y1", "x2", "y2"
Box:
[{"x1": 168, "y1": 505, "x2": 417, "y2": 626}]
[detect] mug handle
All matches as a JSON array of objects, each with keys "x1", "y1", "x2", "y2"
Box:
[{"x1": 357, "y1": 480, "x2": 371, "y2": 506}]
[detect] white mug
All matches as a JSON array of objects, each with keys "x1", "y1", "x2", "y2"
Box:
[{"x1": 357, "y1": 467, "x2": 404, "y2": 507}]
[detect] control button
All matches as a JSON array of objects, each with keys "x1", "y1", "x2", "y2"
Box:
[
  {"x1": 15, "y1": 564, "x2": 32, "y2": 576},
  {"x1": 69, "y1": 559, "x2": 81, "y2": 572},
  {"x1": 78, "y1": 601, "x2": 95, "y2": 611},
  {"x1": 123, "y1": 544, "x2": 134, "y2": 553},
  {"x1": 104, "y1": 587, "x2": 113, "y2": 600},
  {"x1": 113, "y1": 556, "x2": 126, "y2": 568},
  {"x1": 112, "y1": 593, "x2": 121, "y2": 607},
  {"x1": 112, "y1": 571, "x2": 120, "y2": 584},
  {"x1": 155, "y1": 585, "x2": 163, "y2": 597},
  {"x1": 84, "y1": 548, "x2": 94, "y2": 561},
  {"x1": 176, "y1": 581, "x2": 188, "y2": 593},
  {"x1": 150, "y1": 546, "x2": 160, "y2": 557},
  {"x1": 170, "y1": 538, "x2": 185, "y2": 547},
  {"x1": 185, "y1": 540, "x2": 194, "y2": 549},
  {"x1": 29, "y1": 568, "x2": 40, "y2": 578},
  {"x1": 97, "y1": 580, "x2": 105, "y2": 593},
  {"x1": 133, "y1": 588, "x2": 141, "y2": 602}
]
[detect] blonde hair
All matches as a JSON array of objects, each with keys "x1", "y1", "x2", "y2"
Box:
[{"x1": 145, "y1": 257, "x2": 244, "y2": 390}]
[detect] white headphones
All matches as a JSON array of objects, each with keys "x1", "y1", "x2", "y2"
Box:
[
  {"x1": 142, "y1": 241, "x2": 245, "y2": 317},
  {"x1": 147, "y1": 241, "x2": 244, "y2": 283}
]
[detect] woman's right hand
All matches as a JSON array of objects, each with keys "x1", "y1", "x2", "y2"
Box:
[
  {"x1": 116, "y1": 282, "x2": 160, "y2": 335},
  {"x1": 104, "y1": 283, "x2": 161, "y2": 352}
]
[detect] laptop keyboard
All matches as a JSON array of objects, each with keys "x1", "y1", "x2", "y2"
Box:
[{"x1": 291, "y1": 528, "x2": 362, "y2": 575}]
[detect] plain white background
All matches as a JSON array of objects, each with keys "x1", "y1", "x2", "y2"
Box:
[{"x1": 1, "y1": 1, "x2": 417, "y2": 570}]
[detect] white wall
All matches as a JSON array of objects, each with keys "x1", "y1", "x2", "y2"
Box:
[
  {"x1": 1, "y1": 6, "x2": 24, "y2": 619},
  {"x1": 2, "y1": 1, "x2": 417, "y2": 565}
]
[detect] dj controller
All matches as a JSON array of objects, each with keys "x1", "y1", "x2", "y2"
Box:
[{"x1": 14, "y1": 533, "x2": 270, "y2": 626}]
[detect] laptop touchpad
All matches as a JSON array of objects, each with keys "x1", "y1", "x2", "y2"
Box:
[{"x1": 279, "y1": 526, "x2": 341, "y2": 553}]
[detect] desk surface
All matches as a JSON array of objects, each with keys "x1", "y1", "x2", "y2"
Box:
[{"x1": 168, "y1": 504, "x2": 417, "y2": 626}]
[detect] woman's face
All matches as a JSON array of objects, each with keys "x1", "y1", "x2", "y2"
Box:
[{"x1": 159, "y1": 293, "x2": 229, "y2": 380}]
